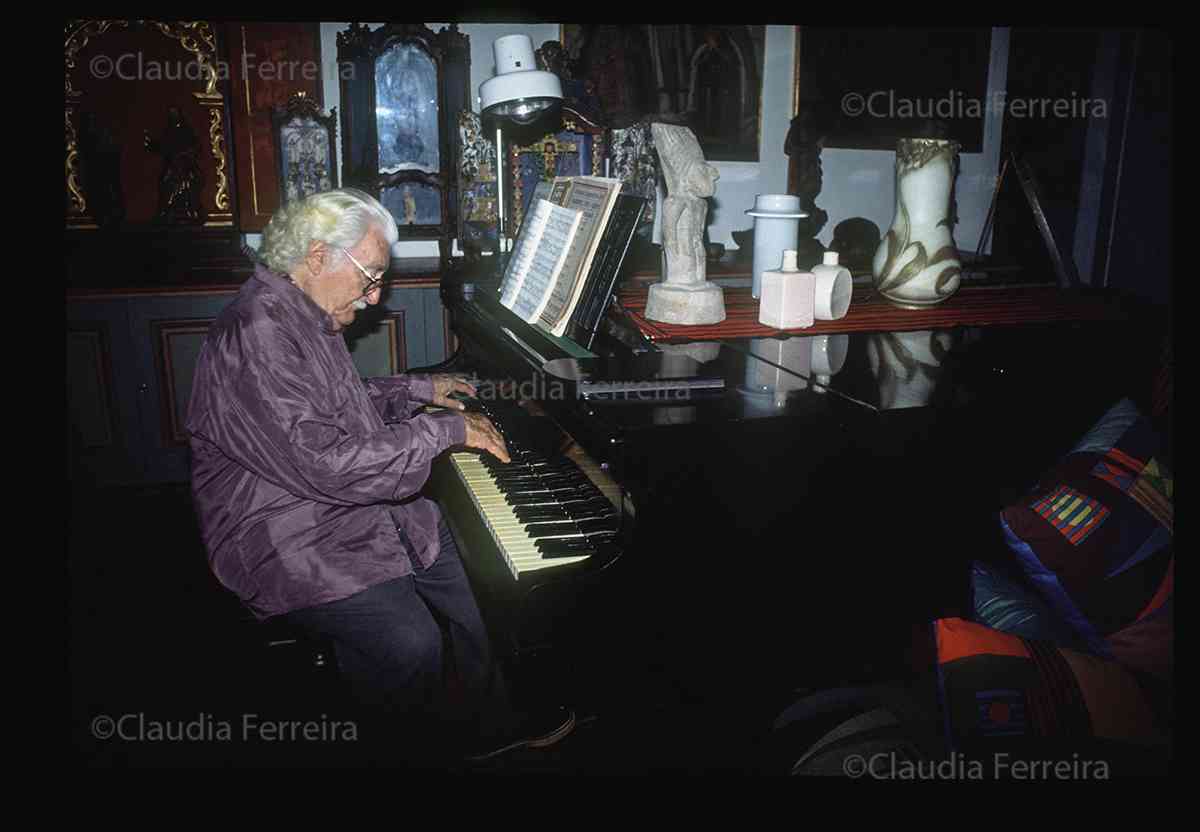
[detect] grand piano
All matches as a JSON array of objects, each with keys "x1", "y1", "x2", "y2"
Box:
[{"x1": 423, "y1": 253, "x2": 1162, "y2": 715}]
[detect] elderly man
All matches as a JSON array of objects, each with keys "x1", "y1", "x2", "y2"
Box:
[{"x1": 186, "y1": 188, "x2": 573, "y2": 761}]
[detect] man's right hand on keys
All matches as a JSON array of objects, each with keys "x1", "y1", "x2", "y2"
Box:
[{"x1": 462, "y1": 411, "x2": 511, "y2": 463}]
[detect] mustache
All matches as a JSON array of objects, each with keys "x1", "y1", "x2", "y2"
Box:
[{"x1": 339, "y1": 284, "x2": 379, "y2": 313}]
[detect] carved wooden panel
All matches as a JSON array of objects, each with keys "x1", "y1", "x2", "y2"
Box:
[
  {"x1": 67, "y1": 324, "x2": 118, "y2": 449},
  {"x1": 347, "y1": 309, "x2": 408, "y2": 378},
  {"x1": 65, "y1": 20, "x2": 236, "y2": 229},
  {"x1": 151, "y1": 319, "x2": 213, "y2": 446},
  {"x1": 225, "y1": 22, "x2": 324, "y2": 231}
]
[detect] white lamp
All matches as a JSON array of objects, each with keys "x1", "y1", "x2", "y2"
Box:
[{"x1": 479, "y1": 35, "x2": 563, "y2": 256}]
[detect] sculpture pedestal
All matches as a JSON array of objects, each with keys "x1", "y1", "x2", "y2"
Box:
[{"x1": 644, "y1": 281, "x2": 726, "y2": 325}]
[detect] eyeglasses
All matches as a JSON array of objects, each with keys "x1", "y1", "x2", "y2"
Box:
[{"x1": 340, "y1": 247, "x2": 386, "y2": 299}]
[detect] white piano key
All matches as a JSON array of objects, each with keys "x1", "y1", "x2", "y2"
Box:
[{"x1": 450, "y1": 452, "x2": 589, "y2": 578}]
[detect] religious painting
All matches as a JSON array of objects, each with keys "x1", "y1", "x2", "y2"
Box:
[
  {"x1": 561, "y1": 25, "x2": 766, "y2": 162},
  {"x1": 375, "y1": 42, "x2": 441, "y2": 175},
  {"x1": 278, "y1": 118, "x2": 335, "y2": 204},
  {"x1": 271, "y1": 94, "x2": 338, "y2": 207}
]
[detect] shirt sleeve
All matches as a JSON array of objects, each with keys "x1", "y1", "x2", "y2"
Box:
[
  {"x1": 363, "y1": 374, "x2": 436, "y2": 422},
  {"x1": 201, "y1": 316, "x2": 466, "y2": 507}
]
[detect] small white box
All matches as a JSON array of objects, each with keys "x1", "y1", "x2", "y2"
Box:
[{"x1": 758, "y1": 250, "x2": 815, "y2": 329}]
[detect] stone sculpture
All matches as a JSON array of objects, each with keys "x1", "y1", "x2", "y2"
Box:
[{"x1": 645, "y1": 122, "x2": 725, "y2": 325}]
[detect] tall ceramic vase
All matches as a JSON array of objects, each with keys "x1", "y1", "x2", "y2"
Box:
[{"x1": 872, "y1": 138, "x2": 962, "y2": 308}]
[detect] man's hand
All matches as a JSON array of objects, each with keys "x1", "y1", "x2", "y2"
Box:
[
  {"x1": 430, "y1": 374, "x2": 477, "y2": 410},
  {"x1": 462, "y1": 411, "x2": 510, "y2": 464}
]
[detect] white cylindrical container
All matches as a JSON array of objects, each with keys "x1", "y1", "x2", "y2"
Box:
[
  {"x1": 812, "y1": 250, "x2": 853, "y2": 320},
  {"x1": 746, "y1": 194, "x2": 806, "y2": 299},
  {"x1": 758, "y1": 249, "x2": 815, "y2": 330},
  {"x1": 809, "y1": 333, "x2": 849, "y2": 393},
  {"x1": 741, "y1": 336, "x2": 811, "y2": 409}
]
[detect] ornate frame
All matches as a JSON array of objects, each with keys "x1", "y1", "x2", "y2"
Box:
[
  {"x1": 336, "y1": 23, "x2": 470, "y2": 264},
  {"x1": 65, "y1": 19, "x2": 233, "y2": 229},
  {"x1": 508, "y1": 105, "x2": 606, "y2": 232},
  {"x1": 271, "y1": 92, "x2": 338, "y2": 207}
]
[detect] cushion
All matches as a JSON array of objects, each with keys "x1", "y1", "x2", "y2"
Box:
[
  {"x1": 934, "y1": 618, "x2": 1168, "y2": 770},
  {"x1": 970, "y1": 560, "x2": 1087, "y2": 647},
  {"x1": 997, "y1": 398, "x2": 1173, "y2": 676}
]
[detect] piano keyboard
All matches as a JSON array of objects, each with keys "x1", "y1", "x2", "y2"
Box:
[{"x1": 446, "y1": 443, "x2": 622, "y2": 581}]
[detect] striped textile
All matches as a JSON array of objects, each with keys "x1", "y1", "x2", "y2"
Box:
[{"x1": 1030, "y1": 485, "x2": 1111, "y2": 546}]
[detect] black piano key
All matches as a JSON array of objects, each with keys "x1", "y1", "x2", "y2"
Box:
[
  {"x1": 496, "y1": 468, "x2": 577, "y2": 482},
  {"x1": 522, "y1": 521, "x2": 583, "y2": 538},
  {"x1": 494, "y1": 474, "x2": 579, "y2": 487},
  {"x1": 485, "y1": 457, "x2": 567, "y2": 469},
  {"x1": 514, "y1": 504, "x2": 570, "y2": 515},
  {"x1": 540, "y1": 544, "x2": 620, "y2": 561},
  {"x1": 504, "y1": 488, "x2": 561, "y2": 499},
  {"x1": 505, "y1": 494, "x2": 568, "y2": 506},
  {"x1": 538, "y1": 541, "x2": 597, "y2": 558},
  {"x1": 576, "y1": 517, "x2": 620, "y2": 535},
  {"x1": 501, "y1": 482, "x2": 595, "y2": 501},
  {"x1": 536, "y1": 531, "x2": 619, "y2": 554},
  {"x1": 515, "y1": 501, "x2": 616, "y2": 523}
]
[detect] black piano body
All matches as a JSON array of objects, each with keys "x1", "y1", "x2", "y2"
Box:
[{"x1": 426, "y1": 263, "x2": 1163, "y2": 711}]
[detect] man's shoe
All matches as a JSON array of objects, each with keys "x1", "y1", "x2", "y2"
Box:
[{"x1": 466, "y1": 706, "x2": 576, "y2": 761}]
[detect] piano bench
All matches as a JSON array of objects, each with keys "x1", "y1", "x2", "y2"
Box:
[{"x1": 253, "y1": 617, "x2": 339, "y2": 678}]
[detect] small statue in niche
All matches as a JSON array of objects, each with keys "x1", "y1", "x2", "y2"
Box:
[
  {"x1": 537, "y1": 39, "x2": 604, "y2": 127},
  {"x1": 644, "y1": 122, "x2": 725, "y2": 325},
  {"x1": 77, "y1": 111, "x2": 126, "y2": 229},
  {"x1": 783, "y1": 109, "x2": 829, "y2": 269},
  {"x1": 402, "y1": 186, "x2": 418, "y2": 225},
  {"x1": 535, "y1": 39, "x2": 570, "y2": 79},
  {"x1": 144, "y1": 107, "x2": 204, "y2": 224}
]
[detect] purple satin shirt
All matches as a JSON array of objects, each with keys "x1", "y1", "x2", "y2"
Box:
[{"x1": 186, "y1": 265, "x2": 467, "y2": 619}]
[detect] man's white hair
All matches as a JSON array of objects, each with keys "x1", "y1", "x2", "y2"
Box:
[{"x1": 259, "y1": 188, "x2": 399, "y2": 275}]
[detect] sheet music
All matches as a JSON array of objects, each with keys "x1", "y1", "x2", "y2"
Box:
[
  {"x1": 498, "y1": 205, "x2": 548, "y2": 308},
  {"x1": 501, "y1": 198, "x2": 582, "y2": 323},
  {"x1": 537, "y1": 177, "x2": 621, "y2": 335}
]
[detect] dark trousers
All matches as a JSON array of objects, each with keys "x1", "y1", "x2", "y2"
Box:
[{"x1": 284, "y1": 519, "x2": 511, "y2": 752}]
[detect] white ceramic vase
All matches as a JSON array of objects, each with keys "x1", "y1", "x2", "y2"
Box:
[{"x1": 871, "y1": 138, "x2": 962, "y2": 308}]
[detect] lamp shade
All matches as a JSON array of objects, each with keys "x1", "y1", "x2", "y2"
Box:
[{"x1": 479, "y1": 34, "x2": 562, "y2": 124}]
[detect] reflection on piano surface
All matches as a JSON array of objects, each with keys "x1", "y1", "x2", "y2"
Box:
[{"x1": 426, "y1": 262, "x2": 1159, "y2": 707}]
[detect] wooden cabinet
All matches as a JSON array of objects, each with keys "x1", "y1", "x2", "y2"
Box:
[{"x1": 336, "y1": 23, "x2": 471, "y2": 265}]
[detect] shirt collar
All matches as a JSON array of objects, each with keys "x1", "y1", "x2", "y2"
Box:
[{"x1": 252, "y1": 263, "x2": 341, "y2": 336}]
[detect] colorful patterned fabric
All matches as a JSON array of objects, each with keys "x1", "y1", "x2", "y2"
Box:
[
  {"x1": 996, "y1": 399, "x2": 1173, "y2": 679},
  {"x1": 970, "y1": 561, "x2": 1087, "y2": 647},
  {"x1": 934, "y1": 618, "x2": 1166, "y2": 751},
  {"x1": 1029, "y1": 485, "x2": 1110, "y2": 545}
]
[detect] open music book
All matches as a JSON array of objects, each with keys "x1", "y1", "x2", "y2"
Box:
[
  {"x1": 499, "y1": 198, "x2": 583, "y2": 323},
  {"x1": 499, "y1": 176, "x2": 624, "y2": 337}
]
